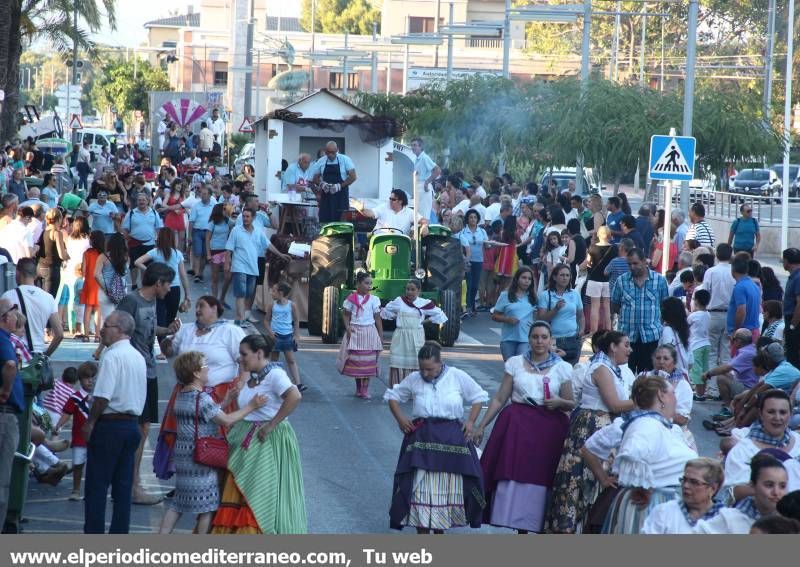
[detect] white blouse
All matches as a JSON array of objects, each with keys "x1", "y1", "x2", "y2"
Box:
[
  {"x1": 613, "y1": 416, "x2": 698, "y2": 489},
  {"x1": 383, "y1": 366, "x2": 489, "y2": 420},
  {"x1": 723, "y1": 433, "x2": 800, "y2": 488},
  {"x1": 343, "y1": 293, "x2": 381, "y2": 326},
  {"x1": 583, "y1": 417, "x2": 625, "y2": 460},
  {"x1": 577, "y1": 360, "x2": 630, "y2": 411},
  {"x1": 172, "y1": 322, "x2": 246, "y2": 387},
  {"x1": 505, "y1": 356, "x2": 573, "y2": 406},
  {"x1": 693, "y1": 508, "x2": 755, "y2": 534},
  {"x1": 237, "y1": 367, "x2": 294, "y2": 422},
  {"x1": 642, "y1": 500, "x2": 708, "y2": 534},
  {"x1": 675, "y1": 378, "x2": 693, "y2": 419},
  {"x1": 380, "y1": 296, "x2": 447, "y2": 326}
]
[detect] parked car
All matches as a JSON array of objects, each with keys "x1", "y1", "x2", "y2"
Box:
[
  {"x1": 770, "y1": 163, "x2": 800, "y2": 197},
  {"x1": 731, "y1": 168, "x2": 782, "y2": 203},
  {"x1": 667, "y1": 176, "x2": 717, "y2": 205},
  {"x1": 538, "y1": 168, "x2": 602, "y2": 196},
  {"x1": 234, "y1": 142, "x2": 255, "y2": 176}
]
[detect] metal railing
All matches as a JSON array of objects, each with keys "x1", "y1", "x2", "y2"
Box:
[{"x1": 655, "y1": 185, "x2": 800, "y2": 227}]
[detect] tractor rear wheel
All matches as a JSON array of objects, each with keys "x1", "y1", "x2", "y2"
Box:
[
  {"x1": 437, "y1": 289, "x2": 461, "y2": 347},
  {"x1": 422, "y1": 236, "x2": 463, "y2": 292},
  {"x1": 308, "y1": 234, "x2": 351, "y2": 336},
  {"x1": 321, "y1": 286, "x2": 340, "y2": 344}
]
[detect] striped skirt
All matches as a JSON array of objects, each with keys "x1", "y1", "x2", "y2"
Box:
[
  {"x1": 211, "y1": 420, "x2": 307, "y2": 534},
  {"x1": 339, "y1": 324, "x2": 382, "y2": 378},
  {"x1": 405, "y1": 470, "x2": 467, "y2": 530},
  {"x1": 601, "y1": 487, "x2": 679, "y2": 534}
]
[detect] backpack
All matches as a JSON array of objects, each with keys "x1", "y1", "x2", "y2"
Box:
[{"x1": 105, "y1": 270, "x2": 126, "y2": 305}]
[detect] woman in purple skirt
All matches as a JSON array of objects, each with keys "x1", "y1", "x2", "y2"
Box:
[{"x1": 474, "y1": 320, "x2": 575, "y2": 533}]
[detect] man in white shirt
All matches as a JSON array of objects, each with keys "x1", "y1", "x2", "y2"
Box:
[
  {"x1": 471, "y1": 176, "x2": 487, "y2": 200},
  {"x1": 81, "y1": 310, "x2": 146, "y2": 534},
  {"x1": 1, "y1": 258, "x2": 63, "y2": 355},
  {"x1": 355, "y1": 190, "x2": 428, "y2": 236},
  {"x1": 209, "y1": 108, "x2": 226, "y2": 155},
  {"x1": 19, "y1": 187, "x2": 49, "y2": 213},
  {"x1": 282, "y1": 154, "x2": 313, "y2": 191},
  {"x1": 181, "y1": 149, "x2": 202, "y2": 168},
  {"x1": 157, "y1": 118, "x2": 168, "y2": 153},
  {"x1": 686, "y1": 203, "x2": 716, "y2": 249},
  {"x1": 702, "y1": 243, "x2": 736, "y2": 396},
  {"x1": 410, "y1": 137, "x2": 440, "y2": 222},
  {"x1": 0, "y1": 213, "x2": 35, "y2": 265},
  {"x1": 198, "y1": 122, "x2": 214, "y2": 158}
]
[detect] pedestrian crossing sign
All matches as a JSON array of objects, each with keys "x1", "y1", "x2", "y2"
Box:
[{"x1": 649, "y1": 135, "x2": 696, "y2": 181}]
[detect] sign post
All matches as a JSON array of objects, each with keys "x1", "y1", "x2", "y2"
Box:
[{"x1": 649, "y1": 131, "x2": 696, "y2": 276}]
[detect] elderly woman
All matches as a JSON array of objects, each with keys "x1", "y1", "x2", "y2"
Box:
[
  {"x1": 640, "y1": 458, "x2": 725, "y2": 533},
  {"x1": 380, "y1": 280, "x2": 447, "y2": 387},
  {"x1": 384, "y1": 342, "x2": 488, "y2": 533},
  {"x1": 546, "y1": 331, "x2": 635, "y2": 533},
  {"x1": 212, "y1": 334, "x2": 306, "y2": 534},
  {"x1": 695, "y1": 453, "x2": 788, "y2": 533},
  {"x1": 599, "y1": 375, "x2": 698, "y2": 534},
  {"x1": 723, "y1": 389, "x2": 800, "y2": 501},
  {"x1": 476, "y1": 321, "x2": 574, "y2": 533},
  {"x1": 535, "y1": 263, "x2": 584, "y2": 364}
]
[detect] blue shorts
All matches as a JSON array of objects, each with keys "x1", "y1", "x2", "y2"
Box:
[
  {"x1": 273, "y1": 332, "x2": 298, "y2": 352},
  {"x1": 232, "y1": 272, "x2": 257, "y2": 299},
  {"x1": 192, "y1": 229, "x2": 208, "y2": 256}
]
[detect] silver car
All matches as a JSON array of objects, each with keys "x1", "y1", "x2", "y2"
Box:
[{"x1": 234, "y1": 143, "x2": 255, "y2": 176}]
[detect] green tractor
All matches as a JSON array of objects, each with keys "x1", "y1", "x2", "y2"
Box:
[{"x1": 307, "y1": 222, "x2": 463, "y2": 346}]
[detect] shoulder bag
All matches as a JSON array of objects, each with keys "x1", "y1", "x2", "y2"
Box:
[
  {"x1": 15, "y1": 288, "x2": 54, "y2": 392},
  {"x1": 193, "y1": 392, "x2": 229, "y2": 469}
]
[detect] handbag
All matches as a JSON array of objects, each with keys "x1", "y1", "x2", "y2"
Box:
[
  {"x1": 15, "y1": 289, "x2": 54, "y2": 392},
  {"x1": 193, "y1": 392, "x2": 229, "y2": 469}
]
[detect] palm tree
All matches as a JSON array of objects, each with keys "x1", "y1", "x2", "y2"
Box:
[{"x1": 0, "y1": 0, "x2": 117, "y2": 142}]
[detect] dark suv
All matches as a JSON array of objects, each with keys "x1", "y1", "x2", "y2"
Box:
[{"x1": 731, "y1": 168, "x2": 782, "y2": 203}]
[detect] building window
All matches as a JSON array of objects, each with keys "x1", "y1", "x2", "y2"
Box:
[
  {"x1": 271, "y1": 63, "x2": 290, "y2": 77},
  {"x1": 409, "y1": 16, "x2": 435, "y2": 33},
  {"x1": 161, "y1": 41, "x2": 177, "y2": 48},
  {"x1": 214, "y1": 71, "x2": 228, "y2": 86},
  {"x1": 329, "y1": 72, "x2": 359, "y2": 90}
]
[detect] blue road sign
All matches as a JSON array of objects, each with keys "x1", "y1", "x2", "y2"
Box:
[{"x1": 649, "y1": 135, "x2": 696, "y2": 181}]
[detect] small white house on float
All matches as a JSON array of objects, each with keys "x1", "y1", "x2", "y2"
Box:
[{"x1": 253, "y1": 89, "x2": 397, "y2": 203}]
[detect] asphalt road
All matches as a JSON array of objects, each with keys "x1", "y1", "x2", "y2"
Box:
[{"x1": 23, "y1": 275, "x2": 727, "y2": 534}]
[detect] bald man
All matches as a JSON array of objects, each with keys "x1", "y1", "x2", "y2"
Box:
[
  {"x1": 311, "y1": 141, "x2": 357, "y2": 223},
  {"x1": 282, "y1": 153, "x2": 313, "y2": 191}
]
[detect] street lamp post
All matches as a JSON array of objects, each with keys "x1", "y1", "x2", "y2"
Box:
[
  {"x1": 781, "y1": 0, "x2": 795, "y2": 251},
  {"x1": 446, "y1": 3, "x2": 454, "y2": 84},
  {"x1": 679, "y1": 0, "x2": 699, "y2": 213},
  {"x1": 764, "y1": 0, "x2": 777, "y2": 119}
]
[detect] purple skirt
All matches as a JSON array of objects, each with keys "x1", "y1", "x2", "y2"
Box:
[
  {"x1": 480, "y1": 402, "x2": 569, "y2": 524},
  {"x1": 389, "y1": 418, "x2": 485, "y2": 530}
]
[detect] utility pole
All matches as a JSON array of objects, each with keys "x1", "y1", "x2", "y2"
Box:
[
  {"x1": 781, "y1": 0, "x2": 795, "y2": 251},
  {"x1": 446, "y1": 2, "x2": 454, "y2": 84},
  {"x1": 434, "y1": 0, "x2": 442, "y2": 67},
  {"x1": 243, "y1": 0, "x2": 255, "y2": 120},
  {"x1": 764, "y1": 0, "x2": 777, "y2": 119},
  {"x1": 68, "y1": 4, "x2": 79, "y2": 146},
  {"x1": 371, "y1": 21, "x2": 378, "y2": 94},
  {"x1": 610, "y1": 1, "x2": 620, "y2": 80},
  {"x1": 310, "y1": 0, "x2": 316, "y2": 91},
  {"x1": 255, "y1": 49, "x2": 261, "y2": 117},
  {"x1": 342, "y1": 32, "x2": 350, "y2": 96},
  {"x1": 502, "y1": 0, "x2": 511, "y2": 79},
  {"x1": 639, "y1": 2, "x2": 647, "y2": 87},
  {"x1": 576, "y1": 0, "x2": 591, "y2": 195},
  {"x1": 680, "y1": 0, "x2": 699, "y2": 212}
]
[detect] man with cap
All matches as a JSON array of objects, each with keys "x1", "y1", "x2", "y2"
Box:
[
  {"x1": 761, "y1": 341, "x2": 800, "y2": 394},
  {"x1": 702, "y1": 328, "x2": 758, "y2": 405},
  {"x1": 311, "y1": 141, "x2": 357, "y2": 224}
]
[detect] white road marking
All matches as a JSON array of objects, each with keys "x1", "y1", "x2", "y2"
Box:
[{"x1": 454, "y1": 330, "x2": 483, "y2": 346}]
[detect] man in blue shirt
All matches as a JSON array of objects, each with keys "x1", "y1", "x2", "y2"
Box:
[
  {"x1": 605, "y1": 196, "x2": 624, "y2": 244},
  {"x1": 783, "y1": 247, "x2": 800, "y2": 368},
  {"x1": 727, "y1": 254, "x2": 761, "y2": 338},
  {"x1": 188, "y1": 186, "x2": 216, "y2": 283},
  {"x1": 0, "y1": 298, "x2": 24, "y2": 528},
  {"x1": 311, "y1": 141, "x2": 357, "y2": 224},
  {"x1": 225, "y1": 209, "x2": 290, "y2": 327},
  {"x1": 610, "y1": 248, "x2": 669, "y2": 373},
  {"x1": 87, "y1": 190, "x2": 119, "y2": 235}
]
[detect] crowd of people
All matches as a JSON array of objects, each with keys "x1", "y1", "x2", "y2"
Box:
[{"x1": 3, "y1": 130, "x2": 800, "y2": 536}]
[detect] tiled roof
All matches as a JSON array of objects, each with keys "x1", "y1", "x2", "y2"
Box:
[
  {"x1": 144, "y1": 13, "x2": 201, "y2": 28},
  {"x1": 265, "y1": 16, "x2": 303, "y2": 32}
]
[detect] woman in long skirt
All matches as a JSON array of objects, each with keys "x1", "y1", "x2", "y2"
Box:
[
  {"x1": 475, "y1": 321, "x2": 575, "y2": 533},
  {"x1": 384, "y1": 342, "x2": 488, "y2": 533},
  {"x1": 381, "y1": 280, "x2": 447, "y2": 387},
  {"x1": 211, "y1": 334, "x2": 307, "y2": 534},
  {"x1": 545, "y1": 330, "x2": 635, "y2": 533},
  {"x1": 340, "y1": 272, "x2": 383, "y2": 399}
]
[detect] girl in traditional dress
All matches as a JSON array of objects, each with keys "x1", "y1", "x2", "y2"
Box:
[
  {"x1": 384, "y1": 342, "x2": 488, "y2": 533},
  {"x1": 159, "y1": 351, "x2": 267, "y2": 534},
  {"x1": 212, "y1": 334, "x2": 306, "y2": 534},
  {"x1": 380, "y1": 280, "x2": 447, "y2": 387},
  {"x1": 340, "y1": 272, "x2": 383, "y2": 399},
  {"x1": 475, "y1": 321, "x2": 575, "y2": 533}
]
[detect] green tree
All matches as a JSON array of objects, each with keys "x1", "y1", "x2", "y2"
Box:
[
  {"x1": 91, "y1": 59, "x2": 171, "y2": 120},
  {"x1": 300, "y1": 0, "x2": 381, "y2": 35},
  {"x1": 0, "y1": 0, "x2": 117, "y2": 141}
]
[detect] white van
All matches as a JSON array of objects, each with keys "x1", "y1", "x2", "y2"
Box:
[{"x1": 74, "y1": 128, "x2": 120, "y2": 156}]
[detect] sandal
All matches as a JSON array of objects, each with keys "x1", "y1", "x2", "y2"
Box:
[{"x1": 73, "y1": 333, "x2": 86, "y2": 341}]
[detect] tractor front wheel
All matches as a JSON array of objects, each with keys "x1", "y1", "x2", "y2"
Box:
[
  {"x1": 437, "y1": 289, "x2": 461, "y2": 347},
  {"x1": 321, "y1": 285, "x2": 340, "y2": 344}
]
